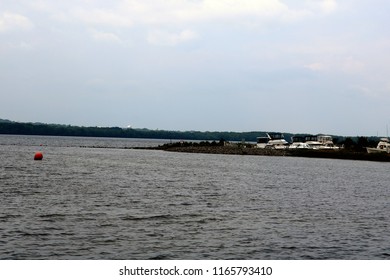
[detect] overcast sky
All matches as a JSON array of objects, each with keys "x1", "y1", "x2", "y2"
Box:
[{"x1": 1, "y1": 0, "x2": 389, "y2": 136}]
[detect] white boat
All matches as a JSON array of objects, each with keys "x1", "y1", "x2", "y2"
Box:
[
  {"x1": 289, "y1": 136, "x2": 313, "y2": 149},
  {"x1": 266, "y1": 133, "x2": 289, "y2": 149},
  {"x1": 256, "y1": 136, "x2": 269, "y2": 148},
  {"x1": 366, "y1": 138, "x2": 390, "y2": 153},
  {"x1": 303, "y1": 135, "x2": 322, "y2": 149},
  {"x1": 256, "y1": 133, "x2": 289, "y2": 149},
  {"x1": 304, "y1": 135, "x2": 339, "y2": 150},
  {"x1": 289, "y1": 142, "x2": 312, "y2": 149},
  {"x1": 317, "y1": 135, "x2": 340, "y2": 150}
]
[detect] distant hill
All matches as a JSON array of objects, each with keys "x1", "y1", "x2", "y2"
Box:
[
  {"x1": 0, "y1": 118, "x2": 13, "y2": 123},
  {"x1": 0, "y1": 118, "x2": 380, "y2": 146},
  {"x1": 0, "y1": 119, "x2": 273, "y2": 142}
]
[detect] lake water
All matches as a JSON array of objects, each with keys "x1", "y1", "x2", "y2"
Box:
[{"x1": 1, "y1": 135, "x2": 389, "y2": 259}]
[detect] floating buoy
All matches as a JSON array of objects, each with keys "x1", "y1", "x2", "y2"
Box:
[{"x1": 34, "y1": 152, "x2": 43, "y2": 160}]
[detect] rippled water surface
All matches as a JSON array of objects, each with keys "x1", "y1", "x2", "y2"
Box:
[{"x1": 1, "y1": 135, "x2": 389, "y2": 259}]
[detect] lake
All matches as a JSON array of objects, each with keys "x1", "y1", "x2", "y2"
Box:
[{"x1": 0, "y1": 135, "x2": 389, "y2": 259}]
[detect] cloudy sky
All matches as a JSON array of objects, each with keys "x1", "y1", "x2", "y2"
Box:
[{"x1": 1, "y1": 0, "x2": 389, "y2": 136}]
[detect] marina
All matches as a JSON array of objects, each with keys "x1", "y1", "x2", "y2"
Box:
[
  {"x1": 153, "y1": 133, "x2": 390, "y2": 162},
  {"x1": 257, "y1": 134, "x2": 340, "y2": 150}
]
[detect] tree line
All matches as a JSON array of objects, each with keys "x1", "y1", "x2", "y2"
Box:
[
  {"x1": 0, "y1": 119, "x2": 381, "y2": 149},
  {"x1": 0, "y1": 120, "x2": 268, "y2": 142}
]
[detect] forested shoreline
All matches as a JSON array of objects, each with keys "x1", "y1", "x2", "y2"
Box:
[
  {"x1": 0, "y1": 119, "x2": 273, "y2": 142},
  {"x1": 0, "y1": 118, "x2": 381, "y2": 149}
]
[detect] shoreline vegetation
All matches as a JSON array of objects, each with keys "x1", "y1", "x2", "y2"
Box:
[
  {"x1": 1, "y1": 118, "x2": 389, "y2": 161},
  {"x1": 0, "y1": 119, "x2": 278, "y2": 142}
]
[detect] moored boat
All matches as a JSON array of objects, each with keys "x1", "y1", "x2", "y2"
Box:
[
  {"x1": 317, "y1": 135, "x2": 340, "y2": 150},
  {"x1": 366, "y1": 138, "x2": 390, "y2": 153},
  {"x1": 304, "y1": 135, "x2": 339, "y2": 150},
  {"x1": 256, "y1": 136, "x2": 270, "y2": 149},
  {"x1": 289, "y1": 142, "x2": 312, "y2": 149},
  {"x1": 256, "y1": 133, "x2": 289, "y2": 149},
  {"x1": 289, "y1": 135, "x2": 312, "y2": 149},
  {"x1": 265, "y1": 133, "x2": 289, "y2": 149}
]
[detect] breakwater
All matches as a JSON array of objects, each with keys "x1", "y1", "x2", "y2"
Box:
[{"x1": 144, "y1": 141, "x2": 390, "y2": 162}]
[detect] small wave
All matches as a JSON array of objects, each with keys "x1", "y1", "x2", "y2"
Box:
[
  {"x1": 59, "y1": 232, "x2": 75, "y2": 236},
  {"x1": 281, "y1": 246, "x2": 298, "y2": 250},
  {"x1": 98, "y1": 223, "x2": 114, "y2": 227},
  {"x1": 120, "y1": 212, "x2": 204, "y2": 221},
  {"x1": 194, "y1": 217, "x2": 222, "y2": 224},
  {"x1": 180, "y1": 202, "x2": 193, "y2": 206},
  {"x1": 39, "y1": 213, "x2": 68, "y2": 218},
  {"x1": 16, "y1": 230, "x2": 51, "y2": 237},
  {"x1": 0, "y1": 214, "x2": 23, "y2": 220},
  {"x1": 38, "y1": 213, "x2": 67, "y2": 222},
  {"x1": 120, "y1": 214, "x2": 175, "y2": 221},
  {"x1": 91, "y1": 238, "x2": 117, "y2": 245},
  {"x1": 181, "y1": 213, "x2": 203, "y2": 218},
  {"x1": 148, "y1": 253, "x2": 173, "y2": 260}
]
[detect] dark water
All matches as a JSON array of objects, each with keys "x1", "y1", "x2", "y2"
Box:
[{"x1": 1, "y1": 135, "x2": 389, "y2": 259}]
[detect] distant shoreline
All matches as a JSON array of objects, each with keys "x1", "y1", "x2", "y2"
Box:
[
  {"x1": 138, "y1": 142, "x2": 390, "y2": 162},
  {"x1": 2, "y1": 119, "x2": 389, "y2": 161},
  {"x1": 0, "y1": 119, "x2": 286, "y2": 142},
  {"x1": 0, "y1": 118, "x2": 385, "y2": 143}
]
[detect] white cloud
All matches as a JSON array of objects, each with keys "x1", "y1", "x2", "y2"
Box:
[
  {"x1": 147, "y1": 29, "x2": 198, "y2": 46},
  {"x1": 350, "y1": 84, "x2": 378, "y2": 98},
  {"x1": 320, "y1": 0, "x2": 338, "y2": 13},
  {"x1": 303, "y1": 57, "x2": 364, "y2": 74},
  {"x1": 72, "y1": 8, "x2": 133, "y2": 27},
  {"x1": 179, "y1": 0, "x2": 289, "y2": 20},
  {"x1": 0, "y1": 12, "x2": 34, "y2": 32},
  {"x1": 90, "y1": 29, "x2": 122, "y2": 43},
  {"x1": 304, "y1": 62, "x2": 326, "y2": 71},
  {"x1": 42, "y1": 0, "x2": 319, "y2": 28},
  {"x1": 341, "y1": 57, "x2": 365, "y2": 74},
  {"x1": 0, "y1": 41, "x2": 34, "y2": 52},
  {"x1": 119, "y1": 0, "x2": 312, "y2": 25},
  {"x1": 304, "y1": 0, "x2": 338, "y2": 14}
]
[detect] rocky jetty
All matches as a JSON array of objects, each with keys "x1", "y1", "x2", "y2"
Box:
[{"x1": 147, "y1": 141, "x2": 390, "y2": 162}]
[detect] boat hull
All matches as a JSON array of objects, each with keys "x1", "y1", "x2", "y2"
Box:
[{"x1": 366, "y1": 147, "x2": 389, "y2": 154}]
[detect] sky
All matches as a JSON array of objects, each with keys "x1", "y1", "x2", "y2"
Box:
[{"x1": 1, "y1": 0, "x2": 389, "y2": 136}]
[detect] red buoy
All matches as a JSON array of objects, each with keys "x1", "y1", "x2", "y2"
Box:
[{"x1": 34, "y1": 152, "x2": 43, "y2": 160}]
